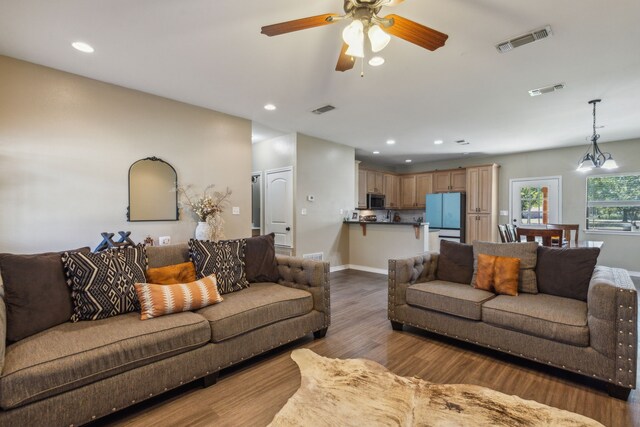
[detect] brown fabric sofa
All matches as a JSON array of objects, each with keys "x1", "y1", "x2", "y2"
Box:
[
  {"x1": 0, "y1": 243, "x2": 330, "y2": 426},
  {"x1": 388, "y1": 249, "x2": 637, "y2": 399}
]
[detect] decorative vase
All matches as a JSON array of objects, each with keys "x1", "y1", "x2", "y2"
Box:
[
  {"x1": 195, "y1": 221, "x2": 211, "y2": 241},
  {"x1": 207, "y1": 211, "x2": 226, "y2": 242}
]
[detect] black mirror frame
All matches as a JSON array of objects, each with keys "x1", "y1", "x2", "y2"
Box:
[{"x1": 126, "y1": 156, "x2": 179, "y2": 222}]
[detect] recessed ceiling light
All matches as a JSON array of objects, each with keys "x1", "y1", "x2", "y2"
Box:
[
  {"x1": 386, "y1": 139, "x2": 396, "y2": 145},
  {"x1": 71, "y1": 41, "x2": 94, "y2": 53},
  {"x1": 373, "y1": 151, "x2": 380, "y2": 154},
  {"x1": 434, "y1": 140, "x2": 444, "y2": 145},
  {"x1": 405, "y1": 159, "x2": 412, "y2": 163},
  {"x1": 264, "y1": 104, "x2": 276, "y2": 111},
  {"x1": 368, "y1": 56, "x2": 385, "y2": 66}
]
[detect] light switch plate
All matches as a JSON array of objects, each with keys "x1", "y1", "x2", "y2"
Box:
[
  {"x1": 232, "y1": 207, "x2": 240, "y2": 215},
  {"x1": 301, "y1": 208, "x2": 307, "y2": 215},
  {"x1": 499, "y1": 210, "x2": 509, "y2": 216},
  {"x1": 159, "y1": 236, "x2": 171, "y2": 246}
]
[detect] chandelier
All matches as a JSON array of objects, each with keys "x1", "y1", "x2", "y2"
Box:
[{"x1": 576, "y1": 99, "x2": 618, "y2": 172}]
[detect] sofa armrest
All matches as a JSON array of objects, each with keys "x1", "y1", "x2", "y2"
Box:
[
  {"x1": 388, "y1": 252, "x2": 438, "y2": 318},
  {"x1": 587, "y1": 266, "x2": 637, "y2": 389},
  {"x1": 0, "y1": 296, "x2": 6, "y2": 374},
  {"x1": 276, "y1": 255, "x2": 330, "y2": 318}
]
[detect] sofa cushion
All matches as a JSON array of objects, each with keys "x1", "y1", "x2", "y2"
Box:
[
  {"x1": 472, "y1": 241, "x2": 539, "y2": 294},
  {"x1": 436, "y1": 240, "x2": 474, "y2": 284},
  {"x1": 406, "y1": 281, "x2": 496, "y2": 320},
  {"x1": 196, "y1": 283, "x2": 313, "y2": 342},
  {"x1": 536, "y1": 246, "x2": 600, "y2": 301},
  {"x1": 475, "y1": 253, "x2": 497, "y2": 292},
  {"x1": 135, "y1": 274, "x2": 224, "y2": 320},
  {"x1": 482, "y1": 294, "x2": 589, "y2": 347},
  {"x1": 0, "y1": 311, "x2": 210, "y2": 409},
  {"x1": 0, "y1": 247, "x2": 89, "y2": 342},
  {"x1": 146, "y1": 261, "x2": 197, "y2": 284},
  {"x1": 146, "y1": 243, "x2": 189, "y2": 268},
  {"x1": 245, "y1": 233, "x2": 280, "y2": 283},
  {"x1": 62, "y1": 245, "x2": 147, "y2": 321},
  {"x1": 189, "y1": 239, "x2": 250, "y2": 294},
  {"x1": 493, "y1": 256, "x2": 520, "y2": 296}
]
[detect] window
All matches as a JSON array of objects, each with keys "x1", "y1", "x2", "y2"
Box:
[
  {"x1": 586, "y1": 173, "x2": 640, "y2": 233},
  {"x1": 510, "y1": 177, "x2": 561, "y2": 227}
]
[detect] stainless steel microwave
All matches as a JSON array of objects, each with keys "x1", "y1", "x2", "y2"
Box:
[{"x1": 367, "y1": 193, "x2": 385, "y2": 209}]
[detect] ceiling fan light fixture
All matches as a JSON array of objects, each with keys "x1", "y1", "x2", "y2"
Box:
[
  {"x1": 368, "y1": 56, "x2": 385, "y2": 66},
  {"x1": 343, "y1": 20, "x2": 365, "y2": 58},
  {"x1": 602, "y1": 154, "x2": 618, "y2": 169},
  {"x1": 368, "y1": 24, "x2": 391, "y2": 53}
]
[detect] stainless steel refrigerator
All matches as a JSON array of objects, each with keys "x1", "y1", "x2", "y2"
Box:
[{"x1": 425, "y1": 192, "x2": 466, "y2": 243}]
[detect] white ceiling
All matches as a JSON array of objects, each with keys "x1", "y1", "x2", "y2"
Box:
[{"x1": 1, "y1": 0, "x2": 639, "y2": 166}]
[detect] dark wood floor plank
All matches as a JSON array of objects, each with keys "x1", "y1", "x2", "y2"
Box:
[{"x1": 99, "y1": 270, "x2": 639, "y2": 427}]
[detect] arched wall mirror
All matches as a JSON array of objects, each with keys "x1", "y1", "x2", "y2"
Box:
[{"x1": 127, "y1": 157, "x2": 178, "y2": 221}]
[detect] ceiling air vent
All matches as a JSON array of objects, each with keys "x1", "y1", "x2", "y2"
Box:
[
  {"x1": 311, "y1": 105, "x2": 336, "y2": 115},
  {"x1": 456, "y1": 139, "x2": 469, "y2": 145},
  {"x1": 496, "y1": 25, "x2": 553, "y2": 53},
  {"x1": 528, "y1": 83, "x2": 565, "y2": 97}
]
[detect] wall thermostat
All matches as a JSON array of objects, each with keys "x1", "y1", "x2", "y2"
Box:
[{"x1": 307, "y1": 195, "x2": 315, "y2": 202}]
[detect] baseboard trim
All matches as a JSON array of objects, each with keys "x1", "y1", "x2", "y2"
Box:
[
  {"x1": 343, "y1": 265, "x2": 388, "y2": 275},
  {"x1": 330, "y1": 265, "x2": 349, "y2": 272}
]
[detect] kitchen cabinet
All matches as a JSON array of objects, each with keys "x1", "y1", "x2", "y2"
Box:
[
  {"x1": 366, "y1": 170, "x2": 384, "y2": 194},
  {"x1": 433, "y1": 169, "x2": 466, "y2": 193},
  {"x1": 400, "y1": 173, "x2": 432, "y2": 208},
  {"x1": 357, "y1": 168, "x2": 367, "y2": 208},
  {"x1": 467, "y1": 214, "x2": 492, "y2": 242},
  {"x1": 466, "y1": 164, "x2": 499, "y2": 242},
  {"x1": 383, "y1": 173, "x2": 400, "y2": 208}
]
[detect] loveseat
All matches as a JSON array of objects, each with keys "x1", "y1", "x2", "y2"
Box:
[
  {"x1": 387, "y1": 240, "x2": 637, "y2": 398},
  {"x1": 0, "y1": 238, "x2": 330, "y2": 426}
]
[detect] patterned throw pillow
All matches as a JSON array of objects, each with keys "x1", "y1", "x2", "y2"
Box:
[
  {"x1": 62, "y1": 245, "x2": 147, "y2": 321},
  {"x1": 135, "y1": 274, "x2": 223, "y2": 320},
  {"x1": 146, "y1": 261, "x2": 197, "y2": 285},
  {"x1": 188, "y1": 239, "x2": 250, "y2": 294}
]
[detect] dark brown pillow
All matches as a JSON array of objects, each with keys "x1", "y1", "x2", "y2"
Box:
[
  {"x1": 0, "y1": 247, "x2": 90, "y2": 342},
  {"x1": 245, "y1": 233, "x2": 279, "y2": 283},
  {"x1": 535, "y1": 246, "x2": 600, "y2": 301},
  {"x1": 436, "y1": 240, "x2": 474, "y2": 284}
]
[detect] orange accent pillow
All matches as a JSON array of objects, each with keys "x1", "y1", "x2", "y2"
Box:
[
  {"x1": 475, "y1": 253, "x2": 496, "y2": 292},
  {"x1": 494, "y1": 256, "x2": 520, "y2": 296},
  {"x1": 146, "y1": 262, "x2": 196, "y2": 285},
  {"x1": 134, "y1": 274, "x2": 223, "y2": 320}
]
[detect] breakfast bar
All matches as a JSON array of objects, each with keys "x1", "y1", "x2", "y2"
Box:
[{"x1": 345, "y1": 221, "x2": 441, "y2": 273}]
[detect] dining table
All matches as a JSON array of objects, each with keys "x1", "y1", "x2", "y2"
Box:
[{"x1": 515, "y1": 227, "x2": 603, "y2": 248}]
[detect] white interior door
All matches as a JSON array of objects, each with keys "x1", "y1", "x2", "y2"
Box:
[
  {"x1": 265, "y1": 167, "x2": 293, "y2": 248},
  {"x1": 510, "y1": 176, "x2": 562, "y2": 227}
]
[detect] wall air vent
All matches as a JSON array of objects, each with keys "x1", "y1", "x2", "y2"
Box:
[
  {"x1": 528, "y1": 83, "x2": 565, "y2": 97},
  {"x1": 303, "y1": 252, "x2": 324, "y2": 261},
  {"x1": 496, "y1": 25, "x2": 553, "y2": 53},
  {"x1": 455, "y1": 139, "x2": 469, "y2": 145},
  {"x1": 311, "y1": 105, "x2": 336, "y2": 115}
]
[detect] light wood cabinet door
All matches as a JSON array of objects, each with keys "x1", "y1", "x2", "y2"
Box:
[
  {"x1": 358, "y1": 169, "x2": 367, "y2": 208},
  {"x1": 477, "y1": 166, "x2": 492, "y2": 213},
  {"x1": 466, "y1": 167, "x2": 480, "y2": 213},
  {"x1": 400, "y1": 175, "x2": 417, "y2": 208},
  {"x1": 466, "y1": 214, "x2": 492, "y2": 242},
  {"x1": 433, "y1": 171, "x2": 451, "y2": 193},
  {"x1": 383, "y1": 174, "x2": 399, "y2": 208},
  {"x1": 450, "y1": 169, "x2": 466, "y2": 192},
  {"x1": 415, "y1": 173, "x2": 433, "y2": 208},
  {"x1": 366, "y1": 170, "x2": 384, "y2": 194}
]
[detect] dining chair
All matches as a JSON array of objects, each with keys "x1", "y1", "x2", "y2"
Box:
[
  {"x1": 516, "y1": 228, "x2": 564, "y2": 247},
  {"x1": 546, "y1": 223, "x2": 579, "y2": 245},
  {"x1": 498, "y1": 224, "x2": 508, "y2": 243},
  {"x1": 506, "y1": 224, "x2": 518, "y2": 242}
]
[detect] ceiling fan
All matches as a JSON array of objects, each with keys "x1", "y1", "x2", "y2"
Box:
[{"x1": 261, "y1": 0, "x2": 448, "y2": 72}]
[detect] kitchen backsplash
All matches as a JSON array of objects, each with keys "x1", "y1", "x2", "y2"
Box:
[{"x1": 357, "y1": 209, "x2": 425, "y2": 223}]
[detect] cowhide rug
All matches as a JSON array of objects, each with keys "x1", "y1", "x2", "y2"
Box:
[{"x1": 269, "y1": 349, "x2": 603, "y2": 427}]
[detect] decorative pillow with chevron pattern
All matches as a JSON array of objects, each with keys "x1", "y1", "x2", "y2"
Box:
[
  {"x1": 188, "y1": 239, "x2": 250, "y2": 294},
  {"x1": 134, "y1": 274, "x2": 223, "y2": 320},
  {"x1": 62, "y1": 245, "x2": 147, "y2": 321}
]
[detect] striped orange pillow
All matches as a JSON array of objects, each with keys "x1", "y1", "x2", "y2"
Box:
[{"x1": 134, "y1": 274, "x2": 223, "y2": 320}]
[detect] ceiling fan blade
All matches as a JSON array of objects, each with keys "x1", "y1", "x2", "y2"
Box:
[
  {"x1": 261, "y1": 14, "x2": 338, "y2": 37},
  {"x1": 382, "y1": 14, "x2": 448, "y2": 51},
  {"x1": 335, "y1": 43, "x2": 355, "y2": 72}
]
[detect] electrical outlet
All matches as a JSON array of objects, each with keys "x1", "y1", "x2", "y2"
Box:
[
  {"x1": 159, "y1": 236, "x2": 171, "y2": 246},
  {"x1": 339, "y1": 209, "x2": 344, "y2": 215},
  {"x1": 232, "y1": 207, "x2": 240, "y2": 215}
]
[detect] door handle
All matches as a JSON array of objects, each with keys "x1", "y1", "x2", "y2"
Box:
[{"x1": 285, "y1": 227, "x2": 291, "y2": 231}]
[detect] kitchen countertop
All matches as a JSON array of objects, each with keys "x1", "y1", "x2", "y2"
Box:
[{"x1": 344, "y1": 221, "x2": 427, "y2": 226}]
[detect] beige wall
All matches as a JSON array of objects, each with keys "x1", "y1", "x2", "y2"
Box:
[
  {"x1": 295, "y1": 134, "x2": 354, "y2": 268},
  {"x1": 251, "y1": 134, "x2": 296, "y2": 172},
  {"x1": 396, "y1": 138, "x2": 640, "y2": 271},
  {"x1": 0, "y1": 56, "x2": 252, "y2": 253}
]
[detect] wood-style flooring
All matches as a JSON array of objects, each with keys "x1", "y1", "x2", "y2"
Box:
[{"x1": 99, "y1": 270, "x2": 639, "y2": 427}]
